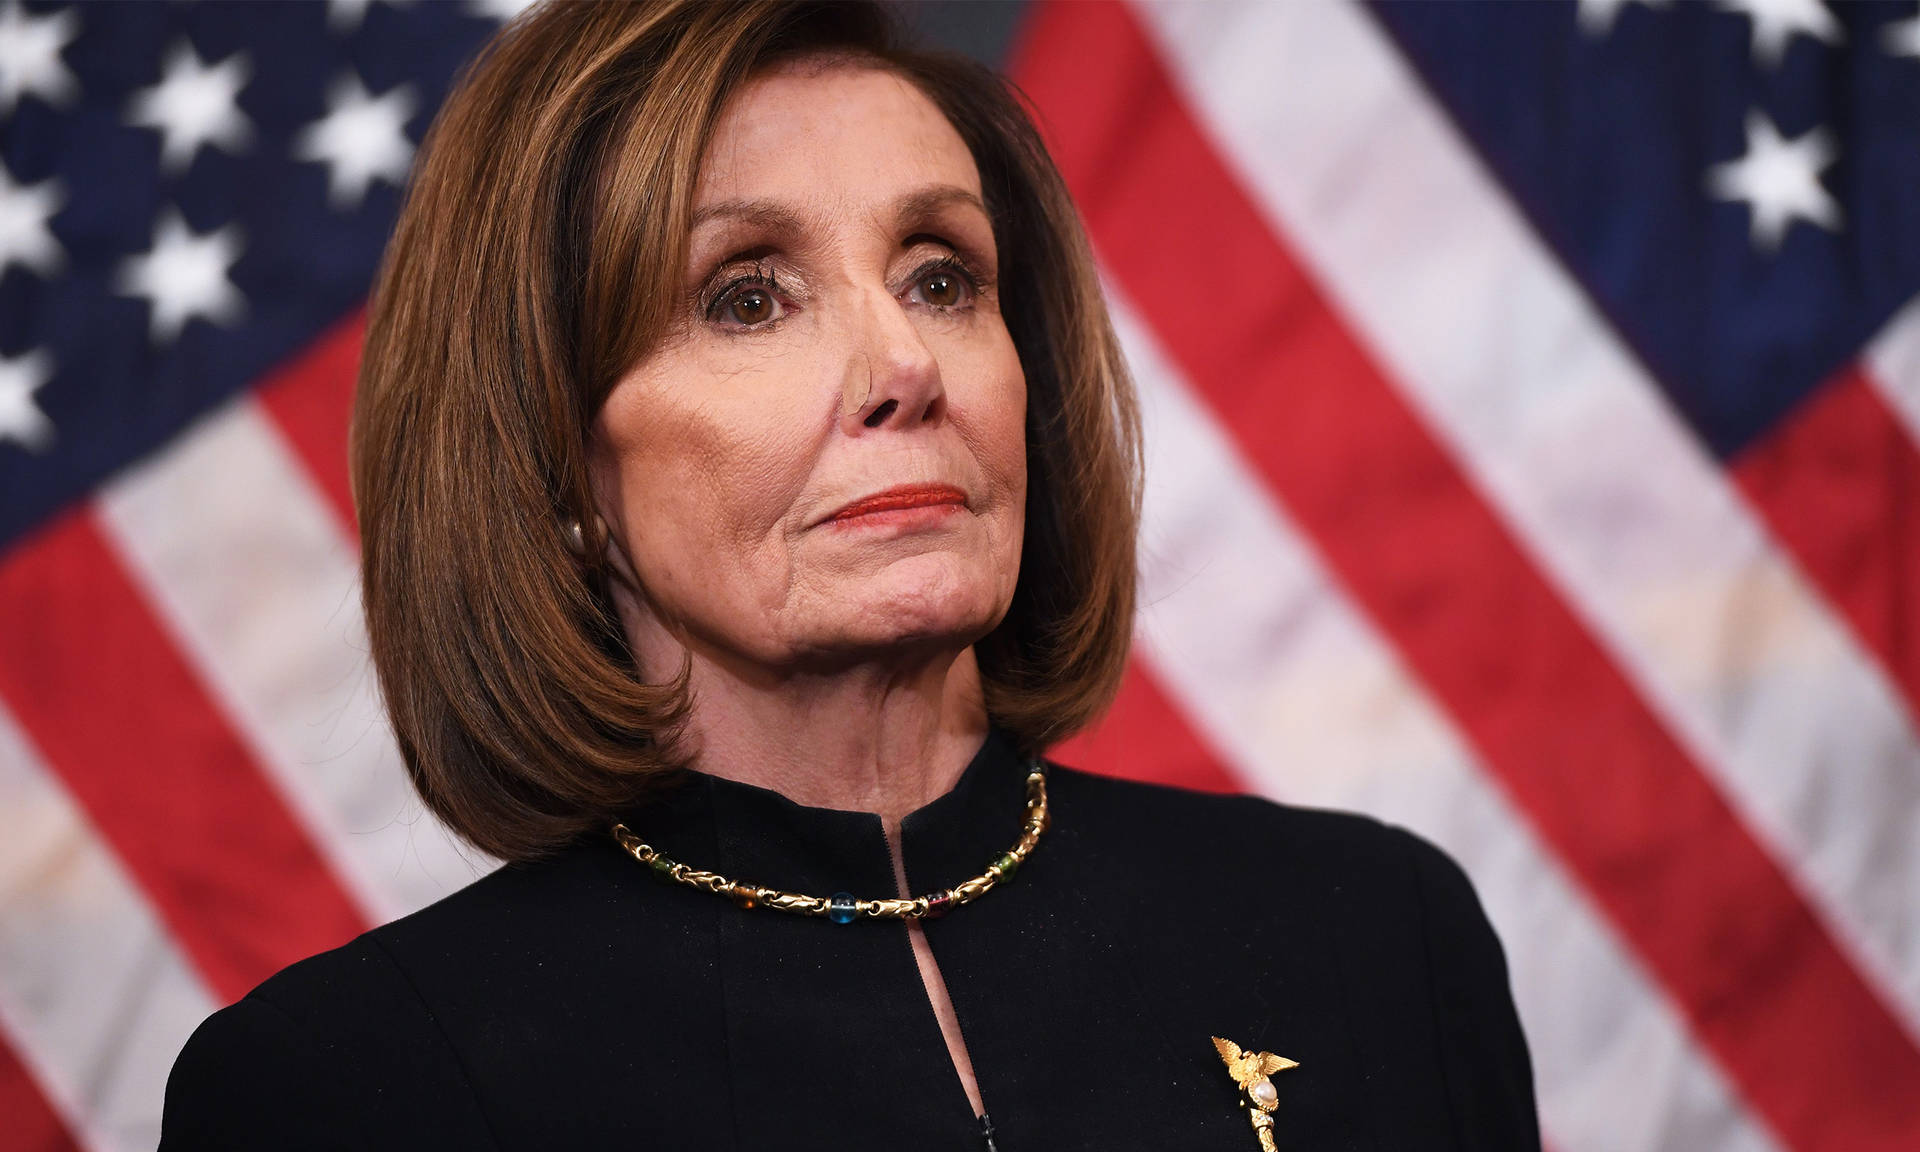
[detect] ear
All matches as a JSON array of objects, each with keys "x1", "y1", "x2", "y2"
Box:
[
  {"x1": 585, "y1": 474, "x2": 635, "y2": 592},
  {"x1": 580, "y1": 400, "x2": 697, "y2": 683},
  {"x1": 583, "y1": 414, "x2": 627, "y2": 566}
]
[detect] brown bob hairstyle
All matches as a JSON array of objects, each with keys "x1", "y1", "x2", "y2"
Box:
[{"x1": 352, "y1": 0, "x2": 1141, "y2": 861}]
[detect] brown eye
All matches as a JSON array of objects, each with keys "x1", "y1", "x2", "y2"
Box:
[
  {"x1": 911, "y1": 264, "x2": 972, "y2": 310},
  {"x1": 727, "y1": 288, "x2": 774, "y2": 326},
  {"x1": 921, "y1": 271, "x2": 961, "y2": 307}
]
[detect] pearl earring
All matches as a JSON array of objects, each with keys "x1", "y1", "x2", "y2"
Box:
[{"x1": 564, "y1": 515, "x2": 613, "y2": 560}]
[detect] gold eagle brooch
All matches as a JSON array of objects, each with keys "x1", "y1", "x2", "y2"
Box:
[{"x1": 1212, "y1": 1035, "x2": 1298, "y2": 1151}]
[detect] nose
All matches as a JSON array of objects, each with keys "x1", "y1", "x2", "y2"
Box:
[{"x1": 838, "y1": 288, "x2": 945, "y2": 434}]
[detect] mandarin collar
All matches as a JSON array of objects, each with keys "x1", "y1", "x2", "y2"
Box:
[{"x1": 621, "y1": 728, "x2": 1038, "y2": 903}]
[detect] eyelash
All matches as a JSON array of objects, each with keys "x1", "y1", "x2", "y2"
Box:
[
  {"x1": 699, "y1": 253, "x2": 986, "y2": 331},
  {"x1": 701, "y1": 261, "x2": 786, "y2": 325},
  {"x1": 905, "y1": 255, "x2": 982, "y2": 311}
]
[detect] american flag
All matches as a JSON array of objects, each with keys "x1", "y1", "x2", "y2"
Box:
[{"x1": 2, "y1": 1, "x2": 1917, "y2": 1150}]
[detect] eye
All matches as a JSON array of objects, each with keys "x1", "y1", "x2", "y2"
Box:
[
  {"x1": 919, "y1": 271, "x2": 964, "y2": 308},
  {"x1": 723, "y1": 286, "x2": 779, "y2": 327},
  {"x1": 906, "y1": 259, "x2": 976, "y2": 310},
  {"x1": 705, "y1": 273, "x2": 789, "y2": 330}
]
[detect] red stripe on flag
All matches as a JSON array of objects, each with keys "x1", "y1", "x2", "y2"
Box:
[
  {"x1": 1051, "y1": 657, "x2": 1244, "y2": 793},
  {"x1": 0, "y1": 509, "x2": 369, "y2": 1002},
  {"x1": 255, "y1": 308, "x2": 367, "y2": 537},
  {"x1": 1008, "y1": 4, "x2": 1920, "y2": 1149},
  {"x1": 0, "y1": 1033, "x2": 81, "y2": 1152},
  {"x1": 1733, "y1": 364, "x2": 1920, "y2": 717}
]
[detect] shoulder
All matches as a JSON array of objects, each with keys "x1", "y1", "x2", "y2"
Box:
[
  {"x1": 182, "y1": 844, "x2": 589, "y2": 1025},
  {"x1": 1050, "y1": 766, "x2": 1538, "y2": 1143},
  {"x1": 1045, "y1": 763, "x2": 1510, "y2": 983},
  {"x1": 162, "y1": 935, "x2": 502, "y2": 1150},
  {"x1": 1048, "y1": 761, "x2": 1472, "y2": 900},
  {"x1": 163, "y1": 982, "x2": 358, "y2": 1150},
  {"x1": 1052, "y1": 763, "x2": 1510, "y2": 977},
  {"x1": 161, "y1": 850, "x2": 613, "y2": 1151},
  {"x1": 161, "y1": 935, "x2": 443, "y2": 1151}
]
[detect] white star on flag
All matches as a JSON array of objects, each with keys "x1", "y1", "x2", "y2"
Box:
[
  {"x1": 294, "y1": 73, "x2": 417, "y2": 210},
  {"x1": 0, "y1": 0, "x2": 78, "y2": 114},
  {"x1": 114, "y1": 210, "x2": 247, "y2": 345},
  {"x1": 0, "y1": 345, "x2": 54, "y2": 451},
  {"x1": 1706, "y1": 110, "x2": 1842, "y2": 253},
  {"x1": 126, "y1": 40, "x2": 255, "y2": 174},
  {"x1": 0, "y1": 160, "x2": 62, "y2": 277},
  {"x1": 1884, "y1": 11, "x2": 1920, "y2": 60},
  {"x1": 1576, "y1": 0, "x2": 1670, "y2": 37},
  {"x1": 1712, "y1": 0, "x2": 1843, "y2": 69}
]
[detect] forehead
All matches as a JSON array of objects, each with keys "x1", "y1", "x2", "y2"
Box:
[{"x1": 695, "y1": 60, "x2": 981, "y2": 213}]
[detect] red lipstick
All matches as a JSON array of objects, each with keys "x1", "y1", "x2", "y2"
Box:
[{"x1": 827, "y1": 483, "x2": 968, "y2": 523}]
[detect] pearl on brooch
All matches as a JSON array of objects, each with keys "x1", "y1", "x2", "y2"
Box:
[{"x1": 1250, "y1": 1077, "x2": 1278, "y2": 1107}]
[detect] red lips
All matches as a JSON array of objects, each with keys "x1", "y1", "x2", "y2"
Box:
[{"x1": 827, "y1": 483, "x2": 968, "y2": 523}]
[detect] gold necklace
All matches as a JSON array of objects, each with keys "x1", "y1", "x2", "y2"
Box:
[{"x1": 610, "y1": 762, "x2": 1048, "y2": 923}]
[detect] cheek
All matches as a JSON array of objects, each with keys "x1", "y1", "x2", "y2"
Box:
[
  {"x1": 928, "y1": 323, "x2": 1028, "y2": 622},
  {"x1": 951, "y1": 327, "x2": 1030, "y2": 516},
  {"x1": 596, "y1": 373, "x2": 817, "y2": 577}
]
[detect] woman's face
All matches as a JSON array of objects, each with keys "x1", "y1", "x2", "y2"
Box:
[{"x1": 590, "y1": 61, "x2": 1027, "y2": 677}]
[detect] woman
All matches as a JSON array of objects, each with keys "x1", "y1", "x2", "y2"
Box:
[{"x1": 162, "y1": 2, "x2": 1538, "y2": 1148}]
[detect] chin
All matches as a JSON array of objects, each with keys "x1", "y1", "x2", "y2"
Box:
[{"x1": 829, "y1": 557, "x2": 1009, "y2": 654}]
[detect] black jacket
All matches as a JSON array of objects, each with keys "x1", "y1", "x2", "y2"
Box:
[{"x1": 161, "y1": 730, "x2": 1539, "y2": 1150}]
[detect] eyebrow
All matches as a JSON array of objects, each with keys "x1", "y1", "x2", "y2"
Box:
[
  {"x1": 688, "y1": 184, "x2": 989, "y2": 235},
  {"x1": 689, "y1": 198, "x2": 804, "y2": 233},
  {"x1": 888, "y1": 185, "x2": 989, "y2": 231}
]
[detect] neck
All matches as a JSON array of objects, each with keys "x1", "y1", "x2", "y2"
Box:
[{"x1": 671, "y1": 645, "x2": 991, "y2": 821}]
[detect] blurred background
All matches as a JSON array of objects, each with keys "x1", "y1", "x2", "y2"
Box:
[{"x1": 3, "y1": 1, "x2": 1918, "y2": 1149}]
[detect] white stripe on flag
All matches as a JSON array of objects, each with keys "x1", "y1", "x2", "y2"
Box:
[
  {"x1": 95, "y1": 397, "x2": 490, "y2": 922},
  {"x1": 1113, "y1": 296, "x2": 1781, "y2": 1152},
  {"x1": 1866, "y1": 294, "x2": 1920, "y2": 448},
  {"x1": 0, "y1": 700, "x2": 217, "y2": 1152},
  {"x1": 1132, "y1": 0, "x2": 1920, "y2": 1036}
]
